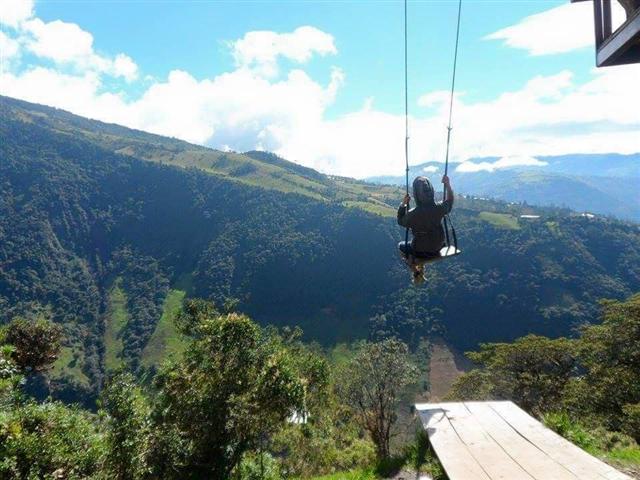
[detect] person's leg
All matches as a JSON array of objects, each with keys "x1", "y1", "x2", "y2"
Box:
[{"x1": 398, "y1": 242, "x2": 422, "y2": 275}]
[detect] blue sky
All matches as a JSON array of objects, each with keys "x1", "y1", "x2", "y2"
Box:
[
  {"x1": 31, "y1": 0, "x2": 589, "y2": 110},
  {"x1": 1, "y1": 0, "x2": 639, "y2": 177}
]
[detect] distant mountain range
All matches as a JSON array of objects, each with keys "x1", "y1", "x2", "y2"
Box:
[{"x1": 367, "y1": 154, "x2": 640, "y2": 221}]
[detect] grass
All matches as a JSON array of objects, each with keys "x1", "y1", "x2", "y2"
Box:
[
  {"x1": 343, "y1": 201, "x2": 395, "y2": 217},
  {"x1": 52, "y1": 344, "x2": 91, "y2": 386},
  {"x1": 544, "y1": 412, "x2": 640, "y2": 472},
  {"x1": 607, "y1": 447, "x2": 640, "y2": 465},
  {"x1": 479, "y1": 211, "x2": 520, "y2": 230},
  {"x1": 141, "y1": 289, "x2": 187, "y2": 369},
  {"x1": 543, "y1": 412, "x2": 599, "y2": 454},
  {"x1": 104, "y1": 279, "x2": 128, "y2": 371},
  {"x1": 305, "y1": 469, "x2": 376, "y2": 480}
]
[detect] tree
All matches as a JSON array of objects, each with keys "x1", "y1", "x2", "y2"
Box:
[
  {"x1": 446, "y1": 369, "x2": 493, "y2": 402},
  {"x1": 338, "y1": 338, "x2": 418, "y2": 460},
  {"x1": 0, "y1": 401, "x2": 104, "y2": 479},
  {"x1": 0, "y1": 345, "x2": 22, "y2": 407},
  {"x1": 3, "y1": 317, "x2": 63, "y2": 374},
  {"x1": 146, "y1": 301, "x2": 308, "y2": 479},
  {"x1": 569, "y1": 294, "x2": 640, "y2": 430},
  {"x1": 622, "y1": 403, "x2": 640, "y2": 443},
  {"x1": 100, "y1": 371, "x2": 150, "y2": 480},
  {"x1": 451, "y1": 335, "x2": 577, "y2": 414}
]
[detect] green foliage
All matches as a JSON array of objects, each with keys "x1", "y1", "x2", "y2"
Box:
[
  {"x1": 478, "y1": 211, "x2": 520, "y2": 230},
  {"x1": 0, "y1": 345, "x2": 21, "y2": 407},
  {"x1": 607, "y1": 447, "x2": 640, "y2": 466},
  {"x1": 272, "y1": 403, "x2": 375, "y2": 477},
  {"x1": 338, "y1": 339, "x2": 419, "y2": 460},
  {"x1": 236, "y1": 452, "x2": 281, "y2": 480},
  {"x1": 304, "y1": 469, "x2": 376, "y2": 480},
  {"x1": 543, "y1": 412, "x2": 598, "y2": 453},
  {"x1": 141, "y1": 288, "x2": 187, "y2": 370},
  {"x1": 109, "y1": 248, "x2": 170, "y2": 371},
  {"x1": 452, "y1": 335, "x2": 577, "y2": 413},
  {"x1": 452, "y1": 294, "x2": 640, "y2": 472},
  {"x1": 100, "y1": 371, "x2": 150, "y2": 480},
  {"x1": 3, "y1": 317, "x2": 63, "y2": 374},
  {"x1": 3, "y1": 95, "x2": 640, "y2": 405},
  {"x1": 105, "y1": 280, "x2": 129, "y2": 371},
  {"x1": 622, "y1": 403, "x2": 640, "y2": 443},
  {"x1": 543, "y1": 411, "x2": 639, "y2": 466},
  {"x1": 269, "y1": 334, "x2": 376, "y2": 477},
  {"x1": 147, "y1": 302, "x2": 310, "y2": 479},
  {"x1": 0, "y1": 401, "x2": 104, "y2": 479},
  {"x1": 570, "y1": 294, "x2": 640, "y2": 431},
  {"x1": 446, "y1": 369, "x2": 494, "y2": 402}
]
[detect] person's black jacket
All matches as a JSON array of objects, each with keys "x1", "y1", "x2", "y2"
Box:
[{"x1": 398, "y1": 176, "x2": 453, "y2": 253}]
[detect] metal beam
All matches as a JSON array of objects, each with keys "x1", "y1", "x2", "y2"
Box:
[
  {"x1": 603, "y1": 0, "x2": 612, "y2": 38},
  {"x1": 597, "y1": 7, "x2": 640, "y2": 66},
  {"x1": 594, "y1": 0, "x2": 604, "y2": 48}
]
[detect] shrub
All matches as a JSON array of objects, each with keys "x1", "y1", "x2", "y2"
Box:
[
  {"x1": 0, "y1": 401, "x2": 104, "y2": 479},
  {"x1": 543, "y1": 412, "x2": 597, "y2": 453},
  {"x1": 622, "y1": 403, "x2": 640, "y2": 443}
]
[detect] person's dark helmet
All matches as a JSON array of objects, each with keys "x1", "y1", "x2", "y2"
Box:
[{"x1": 413, "y1": 176, "x2": 435, "y2": 206}]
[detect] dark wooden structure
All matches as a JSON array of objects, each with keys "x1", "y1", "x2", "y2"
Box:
[{"x1": 572, "y1": 0, "x2": 640, "y2": 66}]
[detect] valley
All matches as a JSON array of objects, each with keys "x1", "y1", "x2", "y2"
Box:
[{"x1": 1, "y1": 95, "x2": 639, "y2": 405}]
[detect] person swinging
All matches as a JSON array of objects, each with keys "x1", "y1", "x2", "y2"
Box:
[{"x1": 397, "y1": 174, "x2": 454, "y2": 284}]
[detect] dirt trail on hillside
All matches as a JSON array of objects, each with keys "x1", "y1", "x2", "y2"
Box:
[{"x1": 427, "y1": 338, "x2": 473, "y2": 401}]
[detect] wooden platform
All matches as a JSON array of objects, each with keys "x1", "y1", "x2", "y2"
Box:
[{"x1": 415, "y1": 401, "x2": 632, "y2": 480}]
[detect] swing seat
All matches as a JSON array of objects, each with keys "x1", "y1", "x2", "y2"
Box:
[{"x1": 414, "y1": 245, "x2": 461, "y2": 264}]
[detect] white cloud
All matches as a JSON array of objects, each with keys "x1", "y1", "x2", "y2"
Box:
[
  {"x1": 231, "y1": 26, "x2": 336, "y2": 77},
  {"x1": 486, "y1": 1, "x2": 626, "y2": 55},
  {"x1": 113, "y1": 53, "x2": 138, "y2": 82},
  {"x1": 1, "y1": 4, "x2": 639, "y2": 179},
  {"x1": 0, "y1": 66, "x2": 125, "y2": 119},
  {"x1": 2, "y1": 12, "x2": 138, "y2": 81},
  {"x1": 24, "y1": 18, "x2": 95, "y2": 63},
  {"x1": 423, "y1": 165, "x2": 439, "y2": 173},
  {"x1": 0, "y1": 30, "x2": 20, "y2": 61},
  {"x1": 457, "y1": 156, "x2": 548, "y2": 173},
  {"x1": 0, "y1": 0, "x2": 34, "y2": 28},
  {"x1": 3, "y1": 57, "x2": 639, "y2": 179}
]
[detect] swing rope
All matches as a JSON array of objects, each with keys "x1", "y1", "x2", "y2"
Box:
[
  {"x1": 402, "y1": 0, "x2": 462, "y2": 257},
  {"x1": 443, "y1": 0, "x2": 462, "y2": 252},
  {"x1": 403, "y1": 0, "x2": 410, "y2": 253},
  {"x1": 444, "y1": 0, "x2": 462, "y2": 180}
]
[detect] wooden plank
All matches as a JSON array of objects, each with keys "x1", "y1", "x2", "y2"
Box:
[
  {"x1": 442, "y1": 402, "x2": 535, "y2": 480},
  {"x1": 488, "y1": 402, "x2": 632, "y2": 480},
  {"x1": 464, "y1": 402, "x2": 579, "y2": 480},
  {"x1": 418, "y1": 406, "x2": 491, "y2": 480}
]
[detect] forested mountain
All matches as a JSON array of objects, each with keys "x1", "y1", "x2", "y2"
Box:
[
  {"x1": 368, "y1": 154, "x2": 640, "y2": 221},
  {"x1": 2, "y1": 95, "x2": 639, "y2": 402}
]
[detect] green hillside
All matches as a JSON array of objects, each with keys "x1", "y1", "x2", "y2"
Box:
[
  {"x1": 104, "y1": 279, "x2": 128, "y2": 371},
  {"x1": 140, "y1": 288, "x2": 187, "y2": 369},
  {"x1": 1, "y1": 96, "x2": 639, "y2": 403},
  {"x1": 478, "y1": 211, "x2": 520, "y2": 230},
  {"x1": 2, "y1": 96, "x2": 398, "y2": 217}
]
